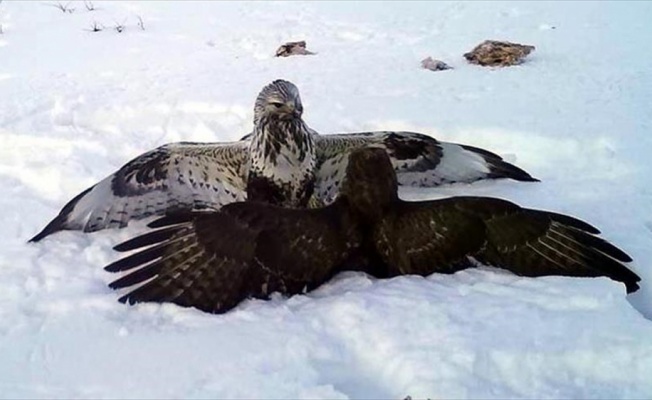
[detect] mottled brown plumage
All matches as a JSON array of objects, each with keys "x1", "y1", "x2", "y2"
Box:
[
  {"x1": 106, "y1": 148, "x2": 639, "y2": 314},
  {"x1": 108, "y1": 202, "x2": 360, "y2": 313}
]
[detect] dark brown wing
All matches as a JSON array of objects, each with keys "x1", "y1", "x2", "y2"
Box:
[
  {"x1": 372, "y1": 198, "x2": 487, "y2": 277},
  {"x1": 373, "y1": 196, "x2": 640, "y2": 293},
  {"x1": 106, "y1": 211, "x2": 259, "y2": 313},
  {"x1": 455, "y1": 197, "x2": 639, "y2": 292},
  {"x1": 105, "y1": 200, "x2": 359, "y2": 313}
]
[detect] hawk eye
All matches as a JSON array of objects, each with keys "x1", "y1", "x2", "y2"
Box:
[{"x1": 271, "y1": 102, "x2": 284, "y2": 108}]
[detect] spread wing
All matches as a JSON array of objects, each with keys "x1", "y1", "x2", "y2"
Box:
[
  {"x1": 373, "y1": 196, "x2": 640, "y2": 293},
  {"x1": 30, "y1": 141, "x2": 250, "y2": 242},
  {"x1": 104, "y1": 201, "x2": 358, "y2": 314},
  {"x1": 313, "y1": 131, "x2": 538, "y2": 203}
]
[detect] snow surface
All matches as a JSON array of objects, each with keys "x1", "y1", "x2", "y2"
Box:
[{"x1": 2, "y1": 1, "x2": 652, "y2": 398}]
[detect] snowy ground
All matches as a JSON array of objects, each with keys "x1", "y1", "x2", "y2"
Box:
[{"x1": 1, "y1": 1, "x2": 652, "y2": 399}]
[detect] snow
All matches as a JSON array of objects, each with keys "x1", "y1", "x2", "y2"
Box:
[{"x1": 1, "y1": 1, "x2": 652, "y2": 398}]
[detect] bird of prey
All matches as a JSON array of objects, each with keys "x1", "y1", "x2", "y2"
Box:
[
  {"x1": 105, "y1": 147, "x2": 639, "y2": 314},
  {"x1": 30, "y1": 80, "x2": 537, "y2": 242},
  {"x1": 246, "y1": 80, "x2": 316, "y2": 207}
]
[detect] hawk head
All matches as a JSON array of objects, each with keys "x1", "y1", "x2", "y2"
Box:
[
  {"x1": 342, "y1": 147, "x2": 398, "y2": 220},
  {"x1": 247, "y1": 80, "x2": 316, "y2": 207},
  {"x1": 254, "y1": 80, "x2": 304, "y2": 123}
]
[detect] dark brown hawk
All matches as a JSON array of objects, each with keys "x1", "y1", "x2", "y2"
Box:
[{"x1": 105, "y1": 148, "x2": 639, "y2": 314}]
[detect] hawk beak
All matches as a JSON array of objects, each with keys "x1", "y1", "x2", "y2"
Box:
[
  {"x1": 291, "y1": 102, "x2": 303, "y2": 119},
  {"x1": 274, "y1": 102, "x2": 302, "y2": 120}
]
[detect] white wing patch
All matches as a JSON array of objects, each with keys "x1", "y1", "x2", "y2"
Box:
[{"x1": 396, "y1": 142, "x2": 489, "y2": 186}]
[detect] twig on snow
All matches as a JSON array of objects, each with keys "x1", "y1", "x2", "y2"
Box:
[
  {"x1": 51, "y1": 2, "x2": 75, "y2": 13},
  {"x1": 136, "y1": 15, "x2": 145, "y2": 31},
  {"x1": 86, "y1": 20, "x2": 103, "y2": 32},
  {"x1": 114, "y1": 19, "x2": 126, "y2": 33}
]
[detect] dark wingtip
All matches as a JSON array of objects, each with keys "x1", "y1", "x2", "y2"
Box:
[
  {"x1": 625, "y1": 280, "x2": 641, "y2": 294},
  {"x1": 28, "y1": 220, "x2": 63, "y2": 243},
  {"x1": 569, "y1": 229, "x2": 640, "y2": 291},
  {"x1": 117, "y1": 293, "x2": 134, "y2": 304},
  {"x1": 459, "y1": 144, "x2": 539, "y2": 183},
  {"x1": 618, "y1": 266, "x2": 641, "y2": 294},
  {"x1": 29, "y1": 212, "x2": 74, "y2": 243},
  {"x1": 105, "y1": 258, "x2": 130, "y2": 273},
  {"x1": 28, "y1": 186, "x2": 95, "y2": 243},
  {"x1": 488, "y1": 160, "x2": 539, "y2": 183},
  {"x1": 568, "y1": 228, "x2": 633, "y2": 263}
]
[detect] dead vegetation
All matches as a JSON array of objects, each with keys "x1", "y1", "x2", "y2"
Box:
[
  {"x1": 87, "y1": 20, "x2": 103, "y2": 32},
  {"x1": 114, "y1": 19, "x2": 126, "y2": 33},
  {"x1": 51, "y1": 2, "x2": 75, "y2": 13}
]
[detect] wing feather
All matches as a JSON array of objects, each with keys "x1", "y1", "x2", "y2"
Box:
[
  {"x1": 112, "y1": 225, "x2": 183, "y2": 252},
  {"x1": 108, "y1": 212, "x2": 259, "y2": 313},
  {"x1": 372, "y1": 200, "x2": 486, "y2": 276},
  {"x1": 30, "y1": 141, "x2": 250, "y2": 242},
  {"x1": 375, "y1": 196, "x2": 640, "y2": 292},
  {"x1": 105, "y1": 200, "x2": 358, "y2": 313},
  {"x1": 313, "y1": 131, "x2": 537, "y2": 203}
]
